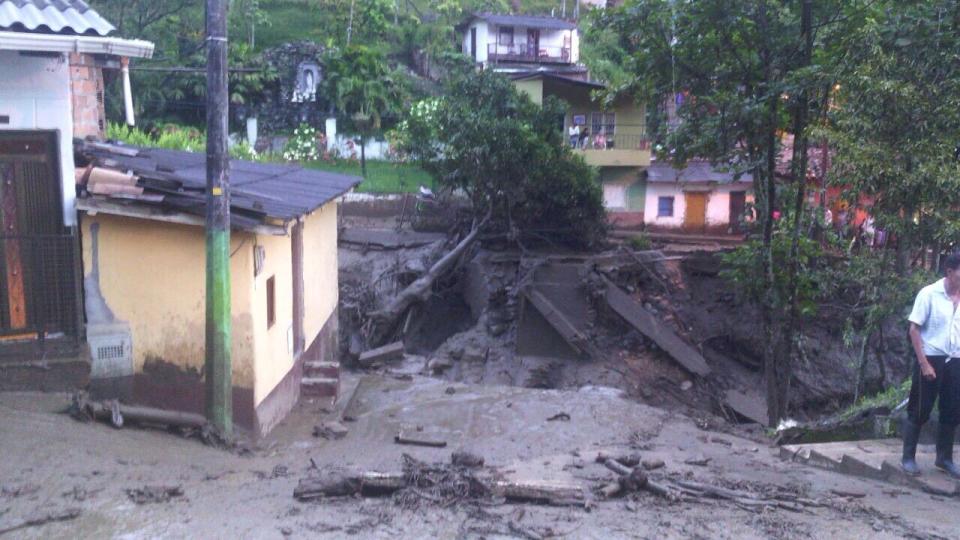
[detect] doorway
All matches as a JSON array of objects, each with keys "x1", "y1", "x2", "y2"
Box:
[
  {"x1": 729, "y1": 191, "x2": 746, "y2": 233},
  {"x1": 0, "y1": 131, "x2": 81, "y2": 357},
  {"x1": 683, "y1": 192, "x2": 707, "y2": 233},
  {"x1": 526, "y1": 29, "x2": 540, "y2": 59},
  {"x1": 470, "y1": 28, "x2": 477, "y2": 61}
]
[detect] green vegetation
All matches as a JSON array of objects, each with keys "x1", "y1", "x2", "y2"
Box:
[
  {"x1": 589, "y1": 0, "x2": 960, "y2": 425},
  {"x1": 107, "y1": 122, "x2": 257, "y2": 160},
  {"x1": 394, "y1": 69, "x2": 607, "y2": 248},
  {"x1": 840, "y1": 380, "x2": 911, "y2": 422},
  {"x1": 304, "y1": 160, "x2": 433, "y2": 194},
  {"x1": 628, "y1": 234, "x2": 652, "y2": 251}
]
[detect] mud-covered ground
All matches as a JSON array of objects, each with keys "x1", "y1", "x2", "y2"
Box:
[{"x1": 2, "y1": 378, "x2": 958, "y2": 539}]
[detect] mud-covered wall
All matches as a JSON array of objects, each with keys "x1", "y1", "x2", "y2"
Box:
[{"x1": 80, "y1": 214, "x2": 257, "y2": 390}]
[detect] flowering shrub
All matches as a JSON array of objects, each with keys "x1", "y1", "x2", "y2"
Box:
[{"x1": 282, "y1": 124, "x2": 321, "y2": 161}]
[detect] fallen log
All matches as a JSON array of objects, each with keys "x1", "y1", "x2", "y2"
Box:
[
  {"x1": 596, "y1": 453, "x2": 676, "y2": 500},
  {"x1": 294, "y1": 471, "x2": 406, "y2": 500},
  {"x1": 293, "y1": 470, "x2": 584, "y2": 506},
  {"x1": 0, "y1": 508, "x2": 81, "y2": 535},
  {"x1": 367, "y1": 210, "x2": 491, "y2": 346},
  {"x1": 73, "y1": 393, "x2": 207, "y2": 429}
]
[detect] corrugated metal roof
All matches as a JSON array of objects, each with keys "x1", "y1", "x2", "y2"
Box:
[
  {"x1": 76, "y1": 141, "x2": 362, "y2": 232},
  {"x1": 472, "y1": 13, "x2": 577, "y2": 31},
  {"x1": 0, "y1": 0, "x2": 114, "y2": 36},
  {"x1": 646, "y1": 161, "x2": 753, "y2": 184}
]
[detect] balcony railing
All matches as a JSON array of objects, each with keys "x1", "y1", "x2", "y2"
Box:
[
  {"x1": 569, "y1": 133, "x2": 651, "y2": 151},
  {"x1": 487, "y1": 43, "x2": 571, "y2": 64}
]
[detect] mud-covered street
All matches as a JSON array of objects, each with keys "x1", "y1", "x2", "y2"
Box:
[{"x1": 1, "y1": 372, "x2": 958, "y2": 539}]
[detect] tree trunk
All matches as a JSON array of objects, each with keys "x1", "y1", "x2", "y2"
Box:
[
  {"x1": 367, "y1": 210, "x2": 491, "y2": 345},
  {"x1": 756, "y1": 0, "x2": 785, "y2": 427},
  {"x1": 773, "y1": 0, "x2": 814, "y2": 427},
  {"x1": 360, "y1": 133, "x2": 367, "y2": 179}
]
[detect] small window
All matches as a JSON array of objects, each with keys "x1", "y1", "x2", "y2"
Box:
[
  {"x1": 499, "y1": 26, "x2": 514, "y2": 46},
  {"x1": 266, "y1": 275, "x2": 276, "y2": 329},
  {"x1": 658, "y1": 196, "x2": 674, "y2": 217}
]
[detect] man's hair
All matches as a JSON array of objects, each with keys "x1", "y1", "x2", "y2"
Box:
[{"x1": 944, "y1": 252, "x2": 960, "y2": 273}]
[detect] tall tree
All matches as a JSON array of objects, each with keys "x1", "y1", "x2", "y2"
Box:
[
  {"x1": 323, "y1": 46, "x2": 403, "y2": 177},
  {"x1": 585, "y1": 0, "x2": 865, "y2": 424},
  {"x1": 393, "y1": 69, "x2": 606, "y2": 248},
  {"x1": 824, "y1": 0, "x2": 960, "y2": 269}
]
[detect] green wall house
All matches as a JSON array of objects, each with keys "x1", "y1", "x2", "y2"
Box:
[{"x1": 511, "y1": 73, "x2": 650, "y2": 227}]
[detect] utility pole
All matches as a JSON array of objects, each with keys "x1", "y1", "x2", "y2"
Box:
[{"x1": 204, "y1": 0, "x2": 232, "y2": 436}]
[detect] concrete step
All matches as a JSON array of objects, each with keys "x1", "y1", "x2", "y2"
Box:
[
  {"x1": 302, "y1": 377, "x2": 339, "y2": 398},
  {"x1": 0, "y1": 356, "x2": 90, "y2": 392},
  {"x1": 781, "y1": 439, "x2": 960, "y2": 496},
  {"x1": 304, "y1": 361, "x2": 340, "y2": 378}
]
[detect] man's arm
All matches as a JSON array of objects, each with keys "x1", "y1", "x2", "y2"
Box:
[{"x1": 909, "y1": 322, "x2": 936, "y2": 380}]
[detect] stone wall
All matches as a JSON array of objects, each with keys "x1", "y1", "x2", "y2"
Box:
[{"x1": 69, "y1": 53, "x2": 105, "y2": 139}]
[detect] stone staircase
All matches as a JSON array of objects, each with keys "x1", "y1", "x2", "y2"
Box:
[
  {"x1": 780, "y1": 439, "x2": 960, "y2": 496},
  {"x1": 301, "y1": 360, "x2": 340, "y2": 400}
]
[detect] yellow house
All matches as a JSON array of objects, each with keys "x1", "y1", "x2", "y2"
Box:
[
  {"x1": 75, "y1": 143, "x2": 359, "y2": 436},
  {"x1": 510, "y1": 72, "x2": 650, "y2": 228}
]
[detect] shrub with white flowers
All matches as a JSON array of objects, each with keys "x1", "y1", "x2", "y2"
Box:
[{"x1": 282, "y1": 124, "x2": 320, "y2": 162}]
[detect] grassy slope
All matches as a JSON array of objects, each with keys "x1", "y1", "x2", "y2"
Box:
[{"x1": 303, "y1": 159, "x2": 434, "y2": 194}]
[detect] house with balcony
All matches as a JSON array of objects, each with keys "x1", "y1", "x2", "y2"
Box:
[
  {"x1": 510, "y1": 72, "x2": 651, "y2": 227},
  {"x1": 458, "y1": 13, "x2": 587, "y2": 79}
]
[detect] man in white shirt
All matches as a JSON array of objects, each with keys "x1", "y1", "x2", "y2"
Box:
[
  {"x1": 902, "y1": 253, "x2": 960, "y2": 478},
  {"x1": 568, "y1": 124, "x2": 580, "y2": 148}
]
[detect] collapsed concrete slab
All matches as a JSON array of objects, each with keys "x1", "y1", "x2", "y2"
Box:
[
  {"x1": 723, "y1": 388, "x2": 768, "y2": 425},
  {"x1": 601, "y1": 277, "x2": 711, "y2": 377},
  {"x1": 517, "y1": 262, "x2": 599, "y2": 360},
  {"x1": 520, "y1": 288, "x2": 598, "y2": 359}
]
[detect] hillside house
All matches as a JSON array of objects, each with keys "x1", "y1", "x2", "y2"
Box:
[
  {"x1": 643, "y1": 161, "x2": 753, "y2": 235},
  {"x1": 510, "y1": 72, "x2": 651, "y2": 227},
  {"x1": 76, "y1": 143, "x2": 359, "y2": 436},
  {"x1": 458, "y1": 13, "x2": 586, "y2": 78},
  {"x1": 0, "y1": 0, "x2": 152, "y2": 371}
]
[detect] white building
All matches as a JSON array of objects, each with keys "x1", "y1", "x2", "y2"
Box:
[
  {"x1": 0, "y1": 0, "x2": 152, "y2": 366},
  {"x1": 458, "y1": 13, "x2": 585, "y2": 78}
]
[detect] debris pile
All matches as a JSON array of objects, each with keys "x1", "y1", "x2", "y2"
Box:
[{"x1": 293, "y1": 452, "x2": 586, "y2": 508}]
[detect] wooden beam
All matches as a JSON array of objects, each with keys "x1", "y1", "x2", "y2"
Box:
[{"x1": 0, "y1": 162, "x2": 26, "y2": 329}]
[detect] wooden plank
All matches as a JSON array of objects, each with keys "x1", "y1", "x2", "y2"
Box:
[
  {"x1": 0, "y1": 162, "x2": 26, "y2": 329},
  {"x1": 602, "y1": 276, "x2": 711, "y2": 376},
  {"x1": 357, "y1": 341, "x2": 405, "y2": 367}
]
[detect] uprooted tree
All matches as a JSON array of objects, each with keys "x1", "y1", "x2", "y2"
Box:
[{"x1": 364, "y1": 69, "x2": 607, "y2": 345}]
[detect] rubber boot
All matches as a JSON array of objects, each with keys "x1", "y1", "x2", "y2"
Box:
[
  {"x1": 934, "y1": 423, "x2": 960, "y2": 479},
  {"x1": 901, "y1": 420, "x2": 922, "y2": 476}
]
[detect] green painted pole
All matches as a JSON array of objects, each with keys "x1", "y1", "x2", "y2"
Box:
[{"x1": 204, "y1": 0, "x2": 232, "y2": 436}]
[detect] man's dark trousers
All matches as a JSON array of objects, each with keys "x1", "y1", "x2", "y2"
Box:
[{"x1": 907, "y1": 356, "x2": 960, "y2": 426}]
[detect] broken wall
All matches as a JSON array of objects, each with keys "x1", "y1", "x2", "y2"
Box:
[{"x1": 68, "y1": 53, "x2": 106, "y2": 140}]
